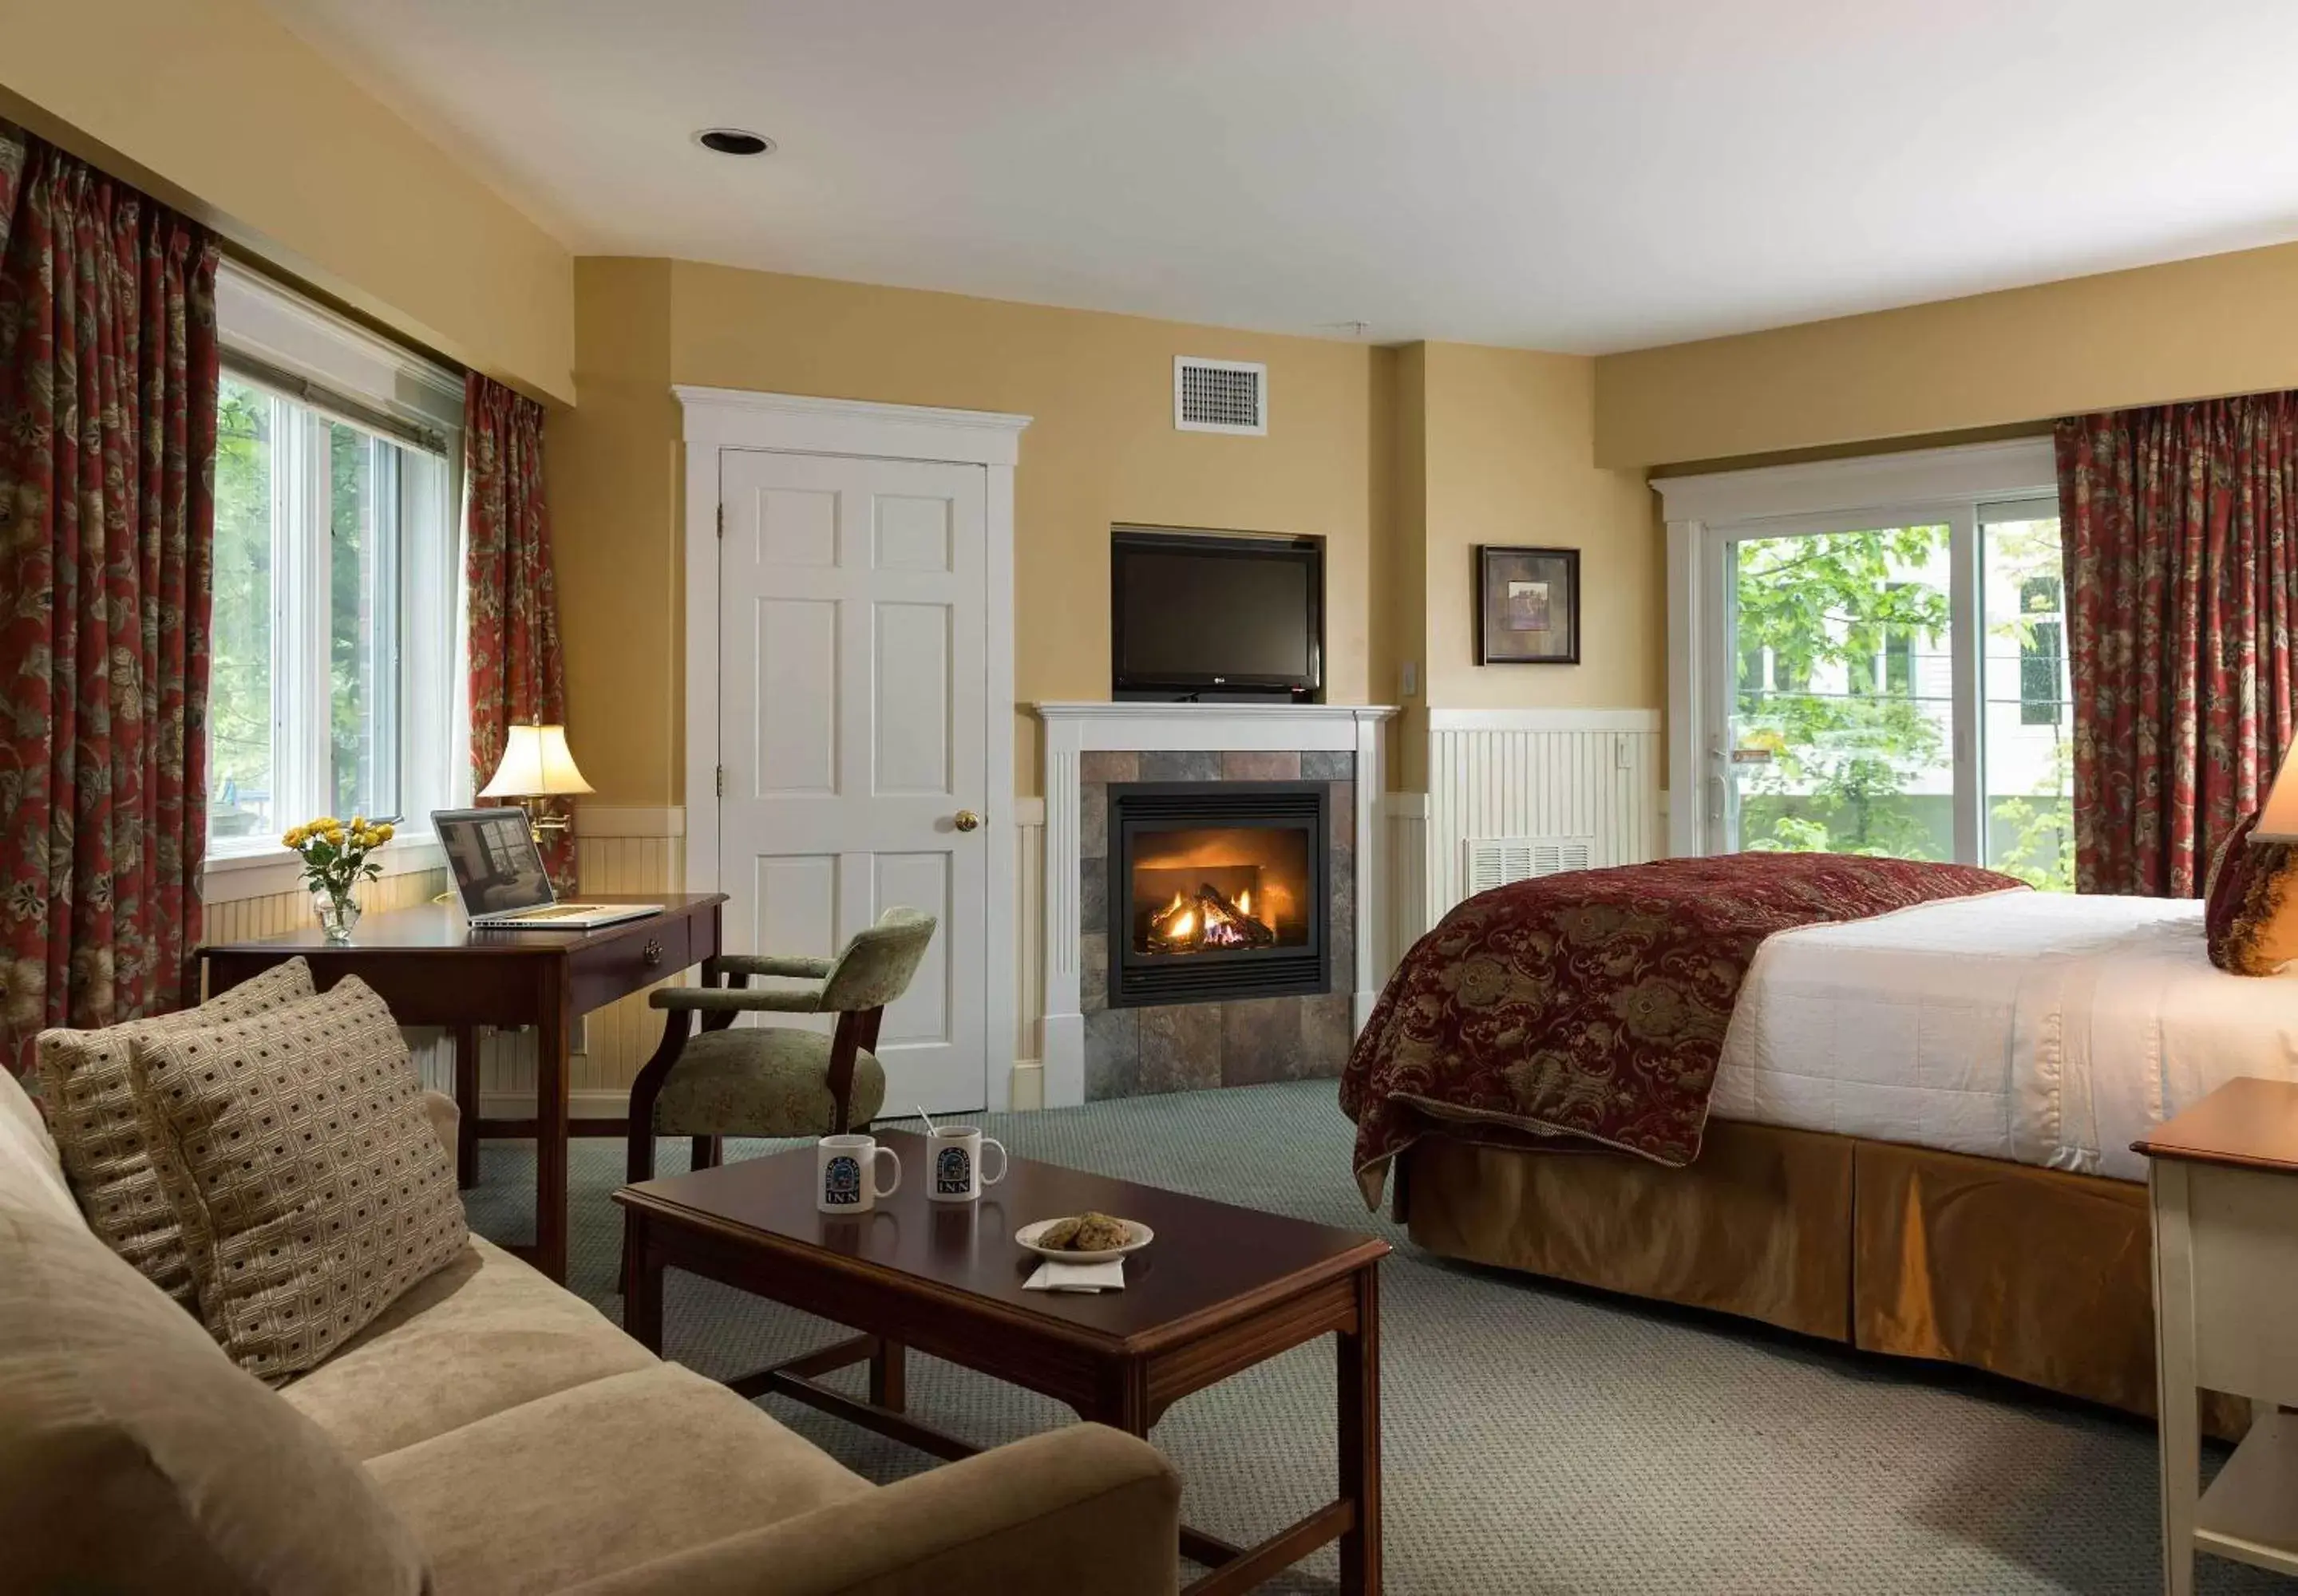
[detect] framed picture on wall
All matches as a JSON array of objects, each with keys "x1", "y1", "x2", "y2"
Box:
[{"x1": 1476, "y1": 545, "x2": 1581, "y2": 665}]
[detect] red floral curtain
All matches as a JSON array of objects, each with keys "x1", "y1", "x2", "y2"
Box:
[
  {"x1": 0, "y1": 128, "x2": 219, "y2": 1065},
  {"x1": 464, "y1": 373, "x2": 573, "y2": 887},
  {"x1": 2057, "y1": 396, "x2": 2298, "y2": 896}
]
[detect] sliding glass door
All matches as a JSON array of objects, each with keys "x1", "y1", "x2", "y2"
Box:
[{"x1": 1710, "y1": 499, "x2": 2069, "y2": 885}]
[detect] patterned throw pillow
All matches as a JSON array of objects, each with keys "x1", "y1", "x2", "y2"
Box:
[
  {"x1": 34, "y1": 959, "x2": 317, "y2": 1306},
  {"x1": 129, "y1": 977, "x2": 466, "y2": 1382},
  {"x1": 2205, "y1": 810, "x2": 2298, "y2": 975}
]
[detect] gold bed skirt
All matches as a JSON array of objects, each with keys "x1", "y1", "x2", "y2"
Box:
[{"x1": 1400, "y1": 1120, "x2": 2230, "y2": 1429}]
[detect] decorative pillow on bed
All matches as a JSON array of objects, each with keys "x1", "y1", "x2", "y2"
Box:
[
  {"x1": 129, "y1": 977, "x2": 465, "y2": 1382},
  {"x1": 2205, "y1": 810, "x2": 2298, "y2": 975},
  {"x1": 34, "y1": 958, "x2": 318, "y2": 1308}
]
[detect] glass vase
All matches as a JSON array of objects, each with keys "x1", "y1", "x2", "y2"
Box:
[{"x1": 314, "y1": 887, "x2": 361, "y2": 945}]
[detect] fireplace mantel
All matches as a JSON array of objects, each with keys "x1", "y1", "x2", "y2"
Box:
[{"x1": 1032, "y1": 702, "x2": 1396, "y2": 1107}]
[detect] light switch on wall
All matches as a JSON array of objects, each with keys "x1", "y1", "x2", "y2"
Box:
[{"x1": 1401, "y1": 660, "x2": 1419, "y2": 699}]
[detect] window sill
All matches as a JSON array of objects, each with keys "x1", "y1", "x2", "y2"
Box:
[{"x1": 202, "y1": 834, "x2": 448, "y2": 907}]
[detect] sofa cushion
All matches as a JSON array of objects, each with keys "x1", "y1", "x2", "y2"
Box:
[
  {"x1": 284, "y1": 1235, "x2": 656, "y2": 1459},
  {"x1": 34, "y1": 958, "x2": 316, "y2": 1306},
  {"x1": 0, "y1": 1067, "x2": 78, "y2": 1228},
  {"x1": 0, "y1": 1199, "x2": 428, "y2": 1594},
  {"x1": 133, "y1": 977, "x2": 466, "y2": 1381},
  {"x1": 366, "y1": 1363, "x2": 868, "y2": 1595}
]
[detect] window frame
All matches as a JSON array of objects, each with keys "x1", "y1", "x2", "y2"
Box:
[
  {"x1": 1657, "y1": 439, "x2": 2061, "y2": 863},
  {"x1": 204, "y1": 264, "x2": 466, "y2": 903}
]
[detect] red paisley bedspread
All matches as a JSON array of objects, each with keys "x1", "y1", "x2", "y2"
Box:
[{"x1": 1340, "y1": 852, "x2": 2026, "y2": 1206}]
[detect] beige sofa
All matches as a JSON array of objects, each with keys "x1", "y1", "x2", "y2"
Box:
[{"x1": 0, "y1": 1070, "x2": 1181, "y2": 1594}]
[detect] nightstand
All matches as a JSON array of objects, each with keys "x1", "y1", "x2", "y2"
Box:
[{"x1": 2135, "y1": 1077, "x2": 2298, "y2": 1594}]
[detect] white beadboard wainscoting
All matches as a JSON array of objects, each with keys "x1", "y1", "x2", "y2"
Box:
[
  {"x1": 469, "y1": 808, "x2": 690, "y2": 1120},
  {"x1": 1392, "y1": 708, "x2": 1665, "y2": 951},
  {"x1": 203, "y1": 866, "x2": 459, "y2": 1096}
]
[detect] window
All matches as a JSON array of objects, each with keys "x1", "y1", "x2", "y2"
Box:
[
  {"x1": 2017, "y1": 575, "x2": 2065, "y2": 727},
  {"x1": 207, "y1": 265, "x2": 462, "y2": 859},
  {"x1": 1665, "y1": 445, "x2": 2073, "y2": 890}
]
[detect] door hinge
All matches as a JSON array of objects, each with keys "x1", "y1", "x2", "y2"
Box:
[
  {"x1": 714, "y1": 764, "x2": 725, "y2": 797},
  {"x1": 715, "y1": 503, "x2": 725, "y2": 539}
]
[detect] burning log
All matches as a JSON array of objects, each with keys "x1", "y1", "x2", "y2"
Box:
[{"x1": 1145, "y1": 881, "x2": 1278, "y2": 953}]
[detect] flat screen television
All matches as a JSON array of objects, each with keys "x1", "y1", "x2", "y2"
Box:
[{"x1": 1111, "y1": 527, "x2": 1323, "y2": 700}]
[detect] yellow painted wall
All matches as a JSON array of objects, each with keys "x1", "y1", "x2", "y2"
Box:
[
  {"x1": 553, "y1": 260, "x2": 1389, "y2": 803},
  {"x1": 1418, "y1": 343, "x2": 1663, "y2": 719},
  {"x1": 1593, "y1": 238, "x2": 2298, "y2": 470},
  {"x1": 548, "y1": 259, "x2": 679, "y2": 804},
  {"x1": 0, "y1": 0, "x2": 574, "y2": 402},
  {"x1": 1385, "y1": 346, "x2": 1430, "y2": 790}
]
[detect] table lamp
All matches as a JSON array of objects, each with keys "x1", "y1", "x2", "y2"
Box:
[
  {"x1": 479, "y1": 721, "x2": 594, "y2": 843},
  {"x1": 2256, "y1": 742, "x2": 2298, "y2": 843}
]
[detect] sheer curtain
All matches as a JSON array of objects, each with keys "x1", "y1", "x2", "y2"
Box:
[{"x1": 2057, "y1": 395, "x2": 2298, "y2": 895}]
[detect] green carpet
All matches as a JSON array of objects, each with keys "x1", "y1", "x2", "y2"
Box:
[{"x1": 461, "y1": 1081, "x2": 2290, "y2": 1594}]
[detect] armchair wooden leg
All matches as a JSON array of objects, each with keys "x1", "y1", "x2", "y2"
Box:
[{"x1": 690, "y1": 1136, "x2": 722, "y2": 1171}]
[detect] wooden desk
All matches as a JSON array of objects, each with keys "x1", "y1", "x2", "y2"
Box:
[
  {"x1": 202, "y1": 891, "x2": 725, "y2": 1284},
  {"x1": 2134, "y1": 1077, "x2": 2298, "y2": 1594}
]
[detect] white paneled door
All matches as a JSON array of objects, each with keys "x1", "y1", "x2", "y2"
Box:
[{"x1": 718, "y1": 448, "x2": 991, "y2": 1112}]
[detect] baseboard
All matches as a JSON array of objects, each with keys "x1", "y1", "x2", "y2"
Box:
[
  {"x1": 478, "y1": 1088, "x2": 631, "y2": 1122},
  {"x1": 1009, "y1": 1059, "x2": 1046, "y2": 1112}
]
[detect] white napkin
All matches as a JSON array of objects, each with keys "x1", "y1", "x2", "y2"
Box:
[{"x1": 1024, "y1": 1258, "x2": 1125, "y2": 1294}]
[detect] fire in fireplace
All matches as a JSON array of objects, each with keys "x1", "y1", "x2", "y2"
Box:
[{"x1": 1109, "y1": 784, "x2": 1327, "y2": 1005}]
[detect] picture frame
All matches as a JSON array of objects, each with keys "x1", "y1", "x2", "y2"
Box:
[{"x1": 1476, "y1": 544, "x2": 1580, "y2": 665}]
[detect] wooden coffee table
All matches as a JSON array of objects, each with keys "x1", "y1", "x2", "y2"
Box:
[{"x1": 613, "y1": 1128, "x2": 1390, "y2": 1594}]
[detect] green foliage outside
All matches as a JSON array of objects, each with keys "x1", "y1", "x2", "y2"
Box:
[
  {"x1": 1732, "y1": 523, "x2": 2075, "y2": 891},
  {"x1": 326, "y1": 422, "x2": 394, "y2": 822},
  {"x1": 206, "y1": 386, "x2": 403, "y2": 839},
  {"x1": 1735, "y1": 527, "x2": 1952, "y2": 861},
  {"x1": 208, "y1": 380, "x2": 273, "y2": 837}
]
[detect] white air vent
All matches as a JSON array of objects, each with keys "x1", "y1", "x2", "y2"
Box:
[
  {"x1": 1465, "y1": 836, "x2": 1596, "y2": 895},
  {"x1": 1175, "y1": 357, "x2": 1267, "y2": 435}
]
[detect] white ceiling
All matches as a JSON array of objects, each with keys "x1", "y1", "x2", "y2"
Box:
[{"x1": 263, "y1": 0, "x2": 2298, "y2": 354}]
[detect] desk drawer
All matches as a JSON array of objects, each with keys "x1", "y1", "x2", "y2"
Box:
[{"x1": 572, "y1": 916, "x2": 693, "y2": 1013}]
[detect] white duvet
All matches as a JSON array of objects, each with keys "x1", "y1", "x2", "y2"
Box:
[{"x1": 1710, "y1": 891, "x2": 2298, "y2": 1183}]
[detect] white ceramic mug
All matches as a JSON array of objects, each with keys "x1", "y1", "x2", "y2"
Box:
[
  {"x1": 817, "y1": 1134, "x2": 901, "y2": 1214},
  {"x1": 926, "y1": 1126, "x2": 1008, "y2": 1203}
]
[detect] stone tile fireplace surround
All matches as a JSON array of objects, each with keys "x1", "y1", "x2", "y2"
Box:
[{"x1": 1034, "y1": 705, "x2": 1394, "y2": 1108}]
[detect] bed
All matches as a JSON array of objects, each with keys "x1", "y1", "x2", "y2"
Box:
[{"x1": 1349, "y1": 863, "x2": 2298, "y2": 1424}]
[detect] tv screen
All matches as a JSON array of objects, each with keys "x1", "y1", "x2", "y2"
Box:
[{"x1": 1112, "y1": 529, "x2": 1323, "y2": 695}]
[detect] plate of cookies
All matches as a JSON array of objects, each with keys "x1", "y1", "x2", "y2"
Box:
[{"x1": 1015, "y1": 1211, "x2": 1153, "y2": 1263}]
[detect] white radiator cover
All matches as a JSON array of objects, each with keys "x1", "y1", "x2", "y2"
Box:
[{"x1": 1406, "y1": 708, "x2": 1663, "y2": 946}]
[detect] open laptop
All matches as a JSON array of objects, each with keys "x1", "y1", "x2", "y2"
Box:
[{"x1": 432, "y1": 808, "x2": 661, "y2": 930}]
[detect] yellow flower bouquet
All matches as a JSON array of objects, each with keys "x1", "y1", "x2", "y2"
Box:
[{"x1": 283, "y1": 815, "x2": 395, "y2": 942}]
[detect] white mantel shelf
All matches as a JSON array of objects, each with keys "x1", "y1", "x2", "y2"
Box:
[{"x1": 1030, "y1": 702, "x2": 1396, "y2": 1108}]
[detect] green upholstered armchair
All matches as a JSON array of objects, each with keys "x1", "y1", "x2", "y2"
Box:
[{"x1": 623, "y1": 907, "x2": 939, "y2": 1195}]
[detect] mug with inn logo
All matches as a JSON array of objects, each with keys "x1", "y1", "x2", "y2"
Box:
[
  {"x1": 817, "y1": 1134, "x2": 901, "y2": 1214},
  {"x1": 926, "y1": 1126, "x2": 1008, "y2": 1204}
]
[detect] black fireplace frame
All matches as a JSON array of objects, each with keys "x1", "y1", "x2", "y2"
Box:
[{"x1": 1106, "y1": 780, "x2": 1330, "y2": 1008}]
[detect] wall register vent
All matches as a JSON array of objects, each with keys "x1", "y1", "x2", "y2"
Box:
[
  {"x1": 1464, "y1": 836, "x2": 1596, "y2": 895},
  {"x1": 1174, "y1": 357, "x2": 1268, "y2": 435}
]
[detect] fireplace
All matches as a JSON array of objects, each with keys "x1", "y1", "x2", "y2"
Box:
[{"x1": 1107, "y1": 781, "x2": 1329, "y2": 1005}]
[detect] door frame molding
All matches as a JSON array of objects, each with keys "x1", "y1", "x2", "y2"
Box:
[
  {"x1": 1653, "y1": 437, "x2": 2055, "y2": 859},
  {"x1": 676, "y1": 385, "x2": 1032, "y2": 1109}
]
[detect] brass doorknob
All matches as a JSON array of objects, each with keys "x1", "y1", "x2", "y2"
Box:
[{"x1": 953, "y1": 810, "x2": 983, "y2": 832}]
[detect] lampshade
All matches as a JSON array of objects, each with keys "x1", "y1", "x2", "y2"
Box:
[
  {"x1": 479, "y1": 724, "x2": 595, "y2": 800},
  {"x1": 2258, "y1": 743, "x2": 2298, "y2": 843}
]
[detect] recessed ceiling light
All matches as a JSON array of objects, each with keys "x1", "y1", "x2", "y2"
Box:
[{"x1": 695, "y1": 128, "x2": 774, "y2": 157}]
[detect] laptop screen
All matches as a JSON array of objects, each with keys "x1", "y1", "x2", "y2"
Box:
[{"x1": 433, "y1": 808, "x2": 556, "y2": 918}]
